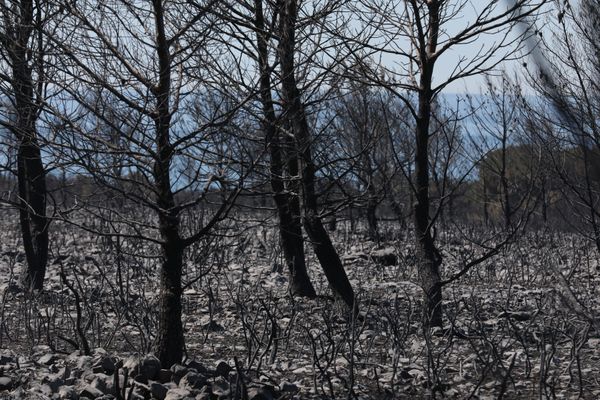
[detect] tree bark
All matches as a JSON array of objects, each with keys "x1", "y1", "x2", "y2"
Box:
[
  {"x1": 151, "y1": 0, "x2": 185, "y2": 367},
  {"x1": 254, "y1": 0, "x2": 316, "y2": 297},
  {"x1": 152, "y1": 125, "x2": 186, "y2": 368},
  {"x1": 17, "y1": 137, "x2": 48, "y2": 291},
  {"x1": 8, "y1": 0, "x2": 49, "y2": 291},
  {"x1": 414, "y1": 2, "x2": 442, "y2": 327},
  {"x1": 278, "y1": 0, "x2": 355, "y2": 311},
  {"x1": 415, "y1": 89, "x2": 443, "y2": 328},
  {"x1": 155, "y1": 221, "x2": 184, "y2": 368}
]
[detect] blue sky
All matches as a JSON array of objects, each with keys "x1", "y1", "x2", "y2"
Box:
[{"x1": 427, "y1": 1, "x2": 546, "y2": 94}]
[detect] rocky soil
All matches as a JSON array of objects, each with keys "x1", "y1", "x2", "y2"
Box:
[
  {"x1": 0, "y1": 218, "x2": 599, "y2": 399},
  {"x1": 0, "y1": 346, "x2": 298, "y2": 399}
]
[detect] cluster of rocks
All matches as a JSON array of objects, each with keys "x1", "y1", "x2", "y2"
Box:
[{"x1": 0, "y1": 348, "x2": 298, "y2": 399}]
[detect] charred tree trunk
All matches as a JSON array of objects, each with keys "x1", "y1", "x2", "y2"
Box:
[
  {"x1": 540, "y1": 175, "x2": 548, "y2": 224},
  {"x1": 415, "y1": 88, "x2": 443, "y2": 328},
  {"x1": 328, "y1": 213, "x2": 337, "y2": 232},
  {"x1": 16, "y1": 136, "x2": 48, "y2": 291},
  {"x1": 348, "y1": 206, "x2": 356, "y2": 233},
  {"x1": 366, "y1": 195, "x2": 379, "y2": 243},
  {"x1": 153, "y1": 109, "x2": 185, "y2": 366},
  {"x1": 278, "y1": 0, "x2": 355, "y2": 311},
  {"x1": 284, "y1": 134, "x2": 315, "y2": 294},
  {"x1": 278, "y1": 203, "x2": 316, "y2": 296},
  {"x1": 155, "y1": 216, "x2": 184, "y2": 368},
  {"x1": 414, "y1": 4, "x2": 443, "y2": 327},
  {"x1": 483, "y1": 175, "x2": 490, "y2": 226},
  {"x1": 254, "y1": 0, "x2": 315, "y2": 298},
  {"x1": 152, "y1": 0, "x2": 184, "y2": 368},
  {"x1": 500, "y1": 136, "x2": 511, "y2": 229},
  {"x1": 8, "y1": 0, "x2": 49, "y2": 291}
]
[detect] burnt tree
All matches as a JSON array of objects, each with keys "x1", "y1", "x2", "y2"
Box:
[
  {"x1": 0, "y1": 0, "x2": 50, "y2": 291},
  {"x1": 254, "y1": 0, "x2": 316, "y2": 297},
  {"x1": 50, "y1": 0, "x2": 241, "y2": 367},
  {"x1": 352, "y1": 0, "x2": 545, "y2": 326},
  {"x1": 278, "y1": 0, "x2": 355, "y2": 311}
]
